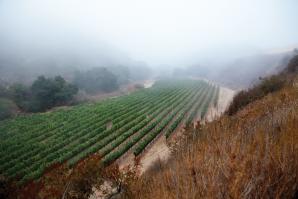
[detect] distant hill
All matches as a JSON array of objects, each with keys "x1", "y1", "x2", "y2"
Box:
[
  {"x1": 213, "y1": 49, "x2": 297, "y2": 88},
  {"x1": 0, "y1": 37, "x2": 151, "y2": 85},
  {"x1": 173, "y1": 48, "x2": 298, "y2": 89}
]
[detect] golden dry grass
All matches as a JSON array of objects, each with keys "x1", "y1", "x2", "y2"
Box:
[{"x1": 124, "y1": 86, "x2": 298, "y2": 199}]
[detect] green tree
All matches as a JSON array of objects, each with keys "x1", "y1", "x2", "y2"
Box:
[
  {"x1": 74, "y1": 67, "x2": 119, "y2": 94},
  {"x1": 9, "y1": 83, "x2": 30, "y2": 110},
  {"x1": 0, "y1": 98, "x2": 18, "y2": 120},
  {"x1": 30, "y1": 76, "x2": 78, "y2": 112}
]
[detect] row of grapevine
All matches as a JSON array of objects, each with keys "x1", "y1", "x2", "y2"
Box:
[
  {"x1": 0, "y1": 79, "x2": 220, "y2": 183},
  {"x1": 102, "y1": 84, "x2": 201, "y2": 164}
]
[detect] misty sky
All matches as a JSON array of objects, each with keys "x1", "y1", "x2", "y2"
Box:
[{"x1": 0, "y1": 0, "x2": 297, "y2": 67}]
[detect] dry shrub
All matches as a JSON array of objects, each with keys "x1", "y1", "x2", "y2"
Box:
[
  {"x1": 16, "y1": 154, "x2": 122, "y2": 199},
  {"x1": 286, "y1": 54, "x2": 298, "y2": 73},
  {"x1": 125, "y1": 87, "x2": 298, "y2": 199},
  {"x1": 0, "y1": 175, "x2": 17, "y2": 199},
  {"x1": 227, "y1": 54, "x2": 298, "y2": 116},
  {"x1": 226, "y1": 75, "x2": 285, "y2": 115},
  {"x1": 62, "y1": 155, "x2": 104, "y2": 199}
]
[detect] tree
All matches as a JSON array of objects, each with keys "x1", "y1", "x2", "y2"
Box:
[
  {"x1": 0, "y1": 98, "x2": 18, "y2": 120},
  {"x1": 74, "y1": 67, "x2": 119, "y2": 94},
  {"x1": 30, "y1": 76, "x2": 78, "y2": 112},
  {"x1": 0, "y1": 84, "x2": 10, "y2": 98},
  {"x1": 109, "y1": 65, "x2": 130, "y2": 84},
  {"x1": 9, "y1": 83, "x2": 30, "y2": 109}
]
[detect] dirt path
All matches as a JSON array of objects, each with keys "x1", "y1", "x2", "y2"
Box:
[
  {"x1": 206, "y1": 86, "x2": 235, "y2": 121},
  {"x1": 144, "y1": 80, "x2": 155, "y2": 88},
  {"x1": 218, "y1": 87, "x2": 235, "y2": 114},
  {"x1": 138, "y1": 136, "x2": 171, "y2": 174},
  {"x1": 117, "y1": 132, "x2": 172, "y2": 175}
]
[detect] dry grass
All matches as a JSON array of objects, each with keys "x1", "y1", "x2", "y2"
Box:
[
  {"x1": 124, "y1": 86, "x2": 298, "y2": 199},
  {"x1": 8, "y1": 154, "x2": 123, "y2": 199}
]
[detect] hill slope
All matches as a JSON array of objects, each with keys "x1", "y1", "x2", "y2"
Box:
[{"x1": 124, "y1": 78, "x2": 298, "y2": 198}]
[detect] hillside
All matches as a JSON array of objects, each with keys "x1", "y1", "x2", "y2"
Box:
[
  {"x1": 1, "y1": 58, "x2": 297, "y2": 199},
  {"x1": 124, "y1": 76, "x2": 298, "y2": 198},
  {"x1": 214, "y1": 50, "x2": 297, "y2": 88},
  {"x1": 1, "y1": 66, "x2": 297, "y2": 199},
  {"x1": 122, "y1": 55, "x2": 298, "y2": 198}
]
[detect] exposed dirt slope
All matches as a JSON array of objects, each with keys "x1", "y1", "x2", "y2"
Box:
[{"x1": 205, "y1": 86, "x2": 235, "y2": 121}]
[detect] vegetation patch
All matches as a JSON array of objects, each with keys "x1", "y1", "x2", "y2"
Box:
[
  {"x1": 0, "y1": 79, "x2": 219, "y2": 185},
  {"x1": 227, "y1": 55, "x2": 298, "y2": 115}
]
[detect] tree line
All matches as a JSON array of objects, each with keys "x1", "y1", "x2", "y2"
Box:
[
  {"x1": 0, "y1": 66, "x2": 149, "y2": 120},
  {"x1": 0, "y1": 76, "x2": 78, "y2": 119}
]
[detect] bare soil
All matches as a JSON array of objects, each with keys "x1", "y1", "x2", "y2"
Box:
[
  {"x1": 138, "y1": 136, "x2": 171, "y2": 174},
  {"x1": 89, "y1": 180, "x2": 118, "y2": 199},
  {"x1": 205, "y1": 86, "x2": 235, "y2": 121},
  {"x1": 143, "y1": 80, "x2": 155, "y2": 88}
]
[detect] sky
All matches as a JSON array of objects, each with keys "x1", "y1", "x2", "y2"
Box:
[{"x1": 0, "y1": 0, "x2": 297, "y2": 67}]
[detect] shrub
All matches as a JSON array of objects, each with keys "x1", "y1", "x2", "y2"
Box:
[
  {"x1": 0, "y1": 176, "x2": 17, "y2": 199},
  {"x1": 0, "y1": 98, "x2": 18, "y2": 120},
  {"x1": 74, "y1": 67, "x2": 119, "y2": 94},
  {"x1": 227, "y1": 75, "x2": 285, "y2": 115},
  {"x1": 30, "y1": 76, "x2": 78, "y2": 112},
  {"x1": 134, "y1": 84, "x2": 144, "y2": 89},
  {"x1": 227, "y1": 54, "x2": 298, "y2": 115}
]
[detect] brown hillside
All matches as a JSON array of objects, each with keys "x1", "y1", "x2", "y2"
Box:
[{"x1": 124, "y1": 84, "x2": 298, "y2": 198}]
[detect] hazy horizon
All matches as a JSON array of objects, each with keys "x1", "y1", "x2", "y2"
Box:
[{"x1": 0, "y1": 0, "x2": 298, "y2": 69}]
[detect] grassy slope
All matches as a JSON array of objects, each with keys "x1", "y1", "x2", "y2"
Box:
[{"x1": 125, "y1": 84, "x2": 298, "y2": 198}]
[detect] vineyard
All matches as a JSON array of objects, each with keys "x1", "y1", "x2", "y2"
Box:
[{"x1": 0, "y1": 79, "x2": 219, "y2": 184}]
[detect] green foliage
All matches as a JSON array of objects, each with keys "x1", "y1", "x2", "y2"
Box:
[
  {"x1": 0, "y1": 98, "x2": 18, "y2": 120},
  {"x1": 29, "y1": 76, "x2": 78, "y2": 112},
  {"x1": 134, "y1": 84, "x2": 145, "y2": 89},
  {"x1": 9, "y1": 83, "x2": 30, "y2": 110},
  {"x1": 0, "y1": 84, "x2": 10, "y2": 98},
  {"x1": 108, "y1": 65, "x2": 130, "y2": 84},
  {"x1": 0, "y1": 79, "x2": 217, "y2": 183},
  {"x1": 74, "y1": 67, "x2": 119, "y2": 94},
  {"x1": 0, "y1": 76, "x2": 78, "y2": 116}
]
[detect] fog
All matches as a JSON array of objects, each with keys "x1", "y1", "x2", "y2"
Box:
[{"x1": 0, "y1": 0, "x2": 297, "y2": 71}]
